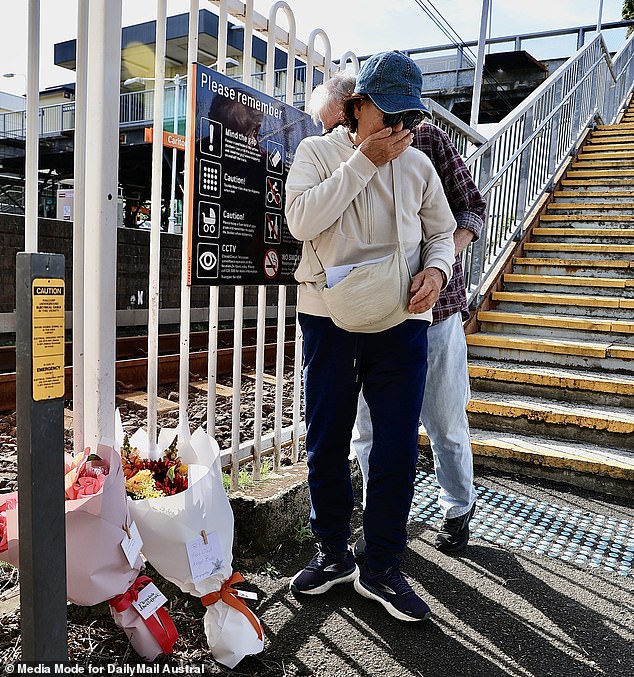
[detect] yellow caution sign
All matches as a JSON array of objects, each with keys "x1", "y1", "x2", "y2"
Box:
[{"x1": 32, "y1": 278, "x2": 65, "y2": 401}]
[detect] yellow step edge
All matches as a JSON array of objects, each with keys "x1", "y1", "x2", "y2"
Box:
[
  {"x1": 477, "y1": 310, "x2": 634, "y2": 334},
  {"x1": 491, "y1": 291, "x2": 621, "y2": 308},
  {"x1": 466, "y1": 399, "x2": 634, "y2": 434},
  {"x1": 466, "y1": 333, "x2": 608, "y2": 358},
  {"x1": 577, "y1": 151, "x2": 634, "y2": 158},
  {"x1": 533, "y1": 228, "x2": 634, "y2": 237},
  {"x1": 458, "y1": 437, "x2": 634, "y2": 480},
  {"x1": 468, "y1": 364, "x2": 634, "y2": 396},
  {"x1": 523, "y1": 242, "x2": 634, "y2": 252},
  {"x1": 588, "y1": 134, "x2": 634, "y2": 139},
  {"x1": 574, "y1": 163, "x2": 634, "y2": 169},
  {"x1": 580, "y1": 145, "x2": 634, "y2": 151},
  {"x1": 548, "y1": 203, "x2": 634, "y2": 210},
  {"x1": 561, "y1": 180, "x2": 634, "y2": 186},
  {"x1": 554, "y1": 191, "x2": 634, "y2": 198},
  {"x1": 504, "y1": 273, "x2": 630, "y2": 287},
  {"x1": 567, "y1": 170, "x2": 634, "y2": 177},
  {"x1": 541, "y1": 214, "x2": 634, "y2": 221},
  {"x1": 608, "y1": 344, "x2": 634, "y2": 359},
  {"x1": 513, "y1": 257, "x2": 633, "y2": 268}
]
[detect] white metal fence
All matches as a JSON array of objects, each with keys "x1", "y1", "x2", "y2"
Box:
[{"x1": 14, "y1": 1, "x2": 634, "y2": 491}]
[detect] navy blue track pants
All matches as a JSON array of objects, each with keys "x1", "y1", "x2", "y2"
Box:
[{"x1": 299, "y1": 313, "x2": 428, "y2": 571}]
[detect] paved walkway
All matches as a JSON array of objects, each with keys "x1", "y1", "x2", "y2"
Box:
[{"x1": 232, "y1": 457, "x2": 634, "y2": 677}]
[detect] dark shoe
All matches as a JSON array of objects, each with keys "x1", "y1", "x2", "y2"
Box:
[
  {"x1": 290, "y1": 543, "x2": 358, "y2": 595},
  {"x1": 435, "y1": 503, "x2": 476, "y2": 554},
  {"x1": 354, "y1": 562, "x2": 431, "y2": 622},
  {"x1": 353, "y1": 534, "x2": 367, "y2": 563}
]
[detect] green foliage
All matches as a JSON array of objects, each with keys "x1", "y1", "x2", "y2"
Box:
[
  {"x1": 259, "y1": 561, "x2": 280, "y2": 577},
  {"x1": 624, "y1": 0, "x2": 634, "y2": 35},
  {"x1": 222, "y1": 456, "x2": 273, "y2": 492},
  {"x1": 293, "y1": 520, "x2": 313, "y2": 544}
]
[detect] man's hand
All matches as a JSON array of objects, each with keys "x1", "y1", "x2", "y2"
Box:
[
  {"x1": 408, "y1": 268, "x2": 444, "y2": 314},
  {"x1": 358, "y1": 127, "x2": 413, "y2": 166}
]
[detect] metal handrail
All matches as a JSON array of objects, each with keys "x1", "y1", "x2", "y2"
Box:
[{"x1": 460, "y1": 31, "x2": 634, "y2": 306}]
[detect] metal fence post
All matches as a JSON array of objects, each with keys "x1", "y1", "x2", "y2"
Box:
[
  {"x1": 470, "y1": 146, "x2": 493, "y2": 297},
  {"x1": 16, "y1": 252, "x2": 67, "y2": 661},
  {"x1": 547, "y1": 78, "x2": 564, "y2": 177}
]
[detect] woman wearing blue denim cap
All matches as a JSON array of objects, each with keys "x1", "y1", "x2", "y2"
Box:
[{"x1": 285, "y1": 51, "x2": 456, "y2": 621}]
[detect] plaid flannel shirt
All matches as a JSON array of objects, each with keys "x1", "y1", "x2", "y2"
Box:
[{"x1": 414, "y1": 123, "x2": 487, "y2": 324}]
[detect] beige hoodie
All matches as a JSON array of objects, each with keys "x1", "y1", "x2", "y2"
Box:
[{"x1": 285, "y1": 125, "x2": 457, "y2": 324}]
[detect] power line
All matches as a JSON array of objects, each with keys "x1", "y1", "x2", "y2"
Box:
[{"x1": 412, "y1": 0, "x2": 516, "y2": 114}]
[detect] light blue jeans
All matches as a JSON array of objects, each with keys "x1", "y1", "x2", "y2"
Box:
[{"x1": 352, "y1": 311, "x2": 477, "y2": 519}]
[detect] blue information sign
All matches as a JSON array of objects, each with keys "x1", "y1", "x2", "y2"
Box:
[{"x1": 186, "y1": 64, "x2": 321, "y2": 285}]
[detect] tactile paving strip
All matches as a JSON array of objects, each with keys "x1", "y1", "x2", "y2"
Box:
[{"x1": 410, "y1": 469, "x2": 634, "y2": 577}]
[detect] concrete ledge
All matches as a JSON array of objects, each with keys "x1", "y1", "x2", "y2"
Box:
[{"x1": 230, "y1": 463, "x2": 310, "y2": 558}]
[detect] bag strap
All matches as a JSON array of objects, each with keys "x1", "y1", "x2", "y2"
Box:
[
  {"x1": 306, "y1": 158, "x2": 409, "y2": 285},
  {"x1": 391, "y1": 160, "x2": 412, "y2": 277}
]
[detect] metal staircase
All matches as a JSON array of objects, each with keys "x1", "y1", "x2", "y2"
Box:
[{"x1": 461, "y1": 100, "x2": 634, "y2": 494}]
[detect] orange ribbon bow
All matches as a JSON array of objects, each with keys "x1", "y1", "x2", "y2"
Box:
[
  {"x1": 201, "y1": 572, "x2": 263, "y2": 641},
  {"x1": 109, "y1": 575, "x2": 178, "y2": 655}
]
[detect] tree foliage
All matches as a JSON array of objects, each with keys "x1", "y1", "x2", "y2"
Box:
[{"x1": 624, "y1": 0, "x2": 634, "y2": 36}]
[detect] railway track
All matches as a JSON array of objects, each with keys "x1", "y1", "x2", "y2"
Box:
[{"x1": 0, "y1": 325, "x2": 296, "y2": 413}]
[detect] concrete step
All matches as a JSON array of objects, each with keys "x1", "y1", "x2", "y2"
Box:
[
  {"x1": 491, "y1": 291, "x2": 634, "y2": 319},
  {"x1": 576, "y1": 151, "x2": 634, "y2": 159},
  {"x1": 466, "y1": 332, "x2": 634, "y2": 372},
  {"x1": 465, "y1": 391, "x2": 634, "y2": 449},
  {"x1": 574, "y1": 160, "x2": 634, "y2": 170},
  {"x1": 581, "y1": 142, "x2": 634, "y2": 151},
  {"x1": 547, "y1": 203, "x2": 634, "y2": 214},
  {"x1": 512, "y1": 257, "x2": 634, "y2": 278},
  {"x1": 539, "y1": 215, "x2": 634, "y2": 228},
  {"x1": 447, "y1": 428, "x2": 634, "y2": 485},
  {"x1": 478, "y1": 310, "x2": 634, "y2": 346},
  {"x1": 566, "y1": 169, "x2": 634, "y2": 179},
  {"x1": 477, "y1": 310, "x2": 634, "y2": 344},
  {"x1": 553, "y1": 191, "x2": 634, "y2": 203},
  {"x1": 560, "y1": 179, "x2": 634, "y2": 189},
  {"x1": 532, "y1": 228, "x2": 634, "y2": 244},
  {"x1": 587, "y1": 134, "x2": 634, "y2": 142},
  {"x1": 468, "y1": 359, "x2": 634, "y2": 408},
  {"x1": 595, "y1": 123, "x2": 634, "y2": 130},
  {"x1": 522, "y1": 242, "x2": 634, "y2": 258},
  {"x1": 503, "y1": 273, "x2": 634, "y2": 297}
]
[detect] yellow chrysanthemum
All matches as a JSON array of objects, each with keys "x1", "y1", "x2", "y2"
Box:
[{"x1": 125, "y1": 469, "x2": 165, "y2": 499}]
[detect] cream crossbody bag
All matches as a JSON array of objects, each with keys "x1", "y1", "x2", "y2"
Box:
[{"x1": 304, "y1": 162, "x2": 413, "y2": 333}]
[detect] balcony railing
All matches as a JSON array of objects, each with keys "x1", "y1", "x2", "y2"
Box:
[{"x1": 0, "y1": 66, "x2": 310, "y2": 141}]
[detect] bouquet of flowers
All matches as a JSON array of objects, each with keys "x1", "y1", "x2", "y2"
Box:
[
  {"x1": 118, "y1": 420, "x2": 264, "y2": 668},
  {"x1": 121, "y1": 435, "x2": 188, "y2": 500},
  {"x1": 64, "y1": 441, "x2": 142, "y2": 606},
  {"x1": 64, "y1": 438, "x2": 177, "y2": 660},
  {"x1": 0, "y1": 491, "x2": 18, "y2": 567}
]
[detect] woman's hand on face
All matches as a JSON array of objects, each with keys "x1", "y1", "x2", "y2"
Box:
[
  {"x1": 408, "y1": 268, "x2": 444, "y2": 314},
  {"x1": 357, "y1": 127, "x2": 413, "y2": 166}
]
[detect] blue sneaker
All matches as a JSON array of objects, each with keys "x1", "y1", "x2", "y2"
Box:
[
  {"x1": 290, "y1": 544, "x2": 358, "y2": 595},
  {"x1": 354, "y1": 562, "x2": 432, "y2": 621}
]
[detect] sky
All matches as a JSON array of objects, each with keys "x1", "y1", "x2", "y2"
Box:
[{"x1": 0, "y1": 0, "x2": 628, "y2": 97}]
